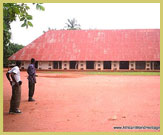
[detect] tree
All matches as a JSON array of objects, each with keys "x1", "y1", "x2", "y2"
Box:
[
  {"x1": 64, "y1": 18, "x2": 81, "y2": 30},
  {"x1": 7, "y1": 43, "x2": 24, "y2": 61},
  {"x1": 3, "y1": 3, "x2": 45, "y2": 67}
]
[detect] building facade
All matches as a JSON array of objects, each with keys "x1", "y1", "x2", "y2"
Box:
[
  {"x1": 20, "y1": 60, "x2": 160, "y2": 71},
  {"x1": 9, "y1": 29, "x2": 160, "y2": 71}
]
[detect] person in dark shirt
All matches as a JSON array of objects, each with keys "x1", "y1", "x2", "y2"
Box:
[{"x1": 27, "y1": 58, "x2": 37, "y2": 101}]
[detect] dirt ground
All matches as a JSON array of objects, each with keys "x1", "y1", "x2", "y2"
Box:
[{"x1": 3, "y1": 69, "x2": 160, "y2": 132}]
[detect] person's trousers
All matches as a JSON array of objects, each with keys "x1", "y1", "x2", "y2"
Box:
[
  {"x1": 10, "y1": 85, "x2": 21, "y2": 111},
  {"x1": 28, "y1": 81, "x2": 35, "y2": 99}
]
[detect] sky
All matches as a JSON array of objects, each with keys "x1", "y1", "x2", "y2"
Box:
[{"x1": 10, "y1": 3, "x2": 160, "y2": 46}]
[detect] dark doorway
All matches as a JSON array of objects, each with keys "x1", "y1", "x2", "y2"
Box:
[
  {"x1": 120, "y1": 61, "x2": 129, "y2": 69},
  {"x1": 136, "y1": 61, "x2": 146, "y2": 69},
  {"x1": 152, "y1": 61, "x2": 160, "y2": 70},
  {"x1": 86, "y1": 61, "x2": 94, "y2": 69},
  {"x1": 35, "y1": 61, "x2": 38, "y2": 69},
  {"x1": 53, "y1": 61, "x2": 62, "y2": 69},
  {"x1": 104, "y1": 61, "x2": 111, "y2": 69},
  {"x1": 70, "y1": 61, "x2": 78, "y2": 69}
]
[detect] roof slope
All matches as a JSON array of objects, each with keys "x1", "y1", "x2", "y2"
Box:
[{"x1": 9, "y1": 29, "x2": 160, "y2": 61}]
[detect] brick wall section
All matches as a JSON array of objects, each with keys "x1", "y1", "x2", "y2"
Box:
[
  {"x1": 95, "y1": 61, "x2": 104, "y2": 70},
  {"x1": 111, "y1": 61, "x2": 119, "y2": 70},
  {"x1": 21, "y1": 61, "x2": 30, "y2": 69},
  {"x1": 129, "y1": 61, "x2": 136, "y2": 70},
  {"x1": 62, "y1": 61, "x2": 69, "y2": 70},
  {"x1": 146, "y1": 61, "x2": 151, "y2": 70},
  {"x1": 78, "y1": 61, "x2": 86, "y2": 70}
]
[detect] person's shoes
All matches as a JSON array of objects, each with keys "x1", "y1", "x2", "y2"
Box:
[
  {"x1": 14, "y1": 109, "x2": 22, "y2": 113},
  {"x1": 9, "y1": 109, "x2": 21, "y2": 114},
  {"x1": 9, "y1": 109, "x2": 14, "y2": 114},
  {"x1": 28, "y1": 98, "x2": 35, "y2": 102},
  {"x1": 9, "y1": 111, "x2": 15, "y2": 114}
]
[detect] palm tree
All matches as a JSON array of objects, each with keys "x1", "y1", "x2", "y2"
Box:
[{"x1": 64, "y1": 18, "x2": 81, "y2": 30}]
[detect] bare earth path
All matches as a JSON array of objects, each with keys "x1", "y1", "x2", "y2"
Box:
[{"x1": 3, "y1": 70, "x2": 160, "y2": 132}]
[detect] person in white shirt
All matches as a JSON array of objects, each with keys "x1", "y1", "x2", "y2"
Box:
[{"x1": 6, "y1": 61, "x2": 22, "y2": 114}]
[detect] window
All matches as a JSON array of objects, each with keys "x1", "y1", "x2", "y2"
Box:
[
  {"x1": 49, "y1": 62, "x2": 51, "y2": 66},
  {"x1": 131, "y1": 64, "x2": 134, "y2": 67},
  {"x1": 81, "y1": 64, "x2": 83, "y2": 66},
  {"x1": 136, "y1": 61, "x2": 145, "y2": 69},
  {"x1": 114, "y1": 64, "x2": 116, "y2": 67},
  {"x1": 104, "y1": 61, "x2": 111, "y2": 69},
  {"x1": 120, "y1": 61, "x2": 129, "y2": 69},
  {"x1": 98, "y1": 64, "x2": 101, "y2": 67},
  {"x1": 64, "y1": 64, "x2": 67, "y2": 66},
  {"x1": 86, "y1": 61, "x2": 94, "y2": 69}
]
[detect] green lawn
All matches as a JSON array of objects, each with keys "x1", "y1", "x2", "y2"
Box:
[
  {"x1": 41, "y1": 71, "x2": 64, "y2": 74},
  {"x1": 84, "y1": 71, "x2": 160, "y2": 75},
  {"x1": 41, "y1": 71, "x2": 160, "y2": 76}
]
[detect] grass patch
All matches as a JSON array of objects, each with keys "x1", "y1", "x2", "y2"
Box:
[
  {"x1": 39, "y1": 71, "x2": 160, "y2": 76},
  {"x1": 39, "y1": 71, "x2": 64, "y2": 74},
  {"x1": 84, "y1": 72, "x2": 160, "y2": 76}
]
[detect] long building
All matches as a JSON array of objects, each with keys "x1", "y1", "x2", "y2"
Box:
[{"x1": 8, "y1": 29, "x2": 160, "y2": 71}]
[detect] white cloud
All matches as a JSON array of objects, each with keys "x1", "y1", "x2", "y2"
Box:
[{"x1": 10, "y1": 3, "x2": 160, "y2": 45}]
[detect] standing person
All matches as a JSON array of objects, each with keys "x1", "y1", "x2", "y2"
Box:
[
  {"x1": 6, "y1": 61, "x2": 22, "y2": 114},
  {"x1": 27, "y1": 58, "x2": 37, "y2": 101}
]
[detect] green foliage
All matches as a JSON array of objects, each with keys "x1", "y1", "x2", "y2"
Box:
[
  {"x1": 8, "y1": 43, "x2": 24, "y2": 55},
  {"x1": 36, "y1": 3, "x2": 45, "y2": 11},
  {"x1": 4, "y1": 43, "x2": 24, "y2": 67},
  {"x1": 65, "y1": 18, "x2": 81, "y2": 30},
  {"x1": 3, "y1": 3, "x2": 45, "y2": 67}
]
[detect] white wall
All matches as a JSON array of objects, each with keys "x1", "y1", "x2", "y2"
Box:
[
  {"x1": 129, "y1": 61, "x2": 136, "y2": 70},
  {"x1": 95, "y1": 61, "x2": 104, "y2": 70},
  {"x1": 62, "y1": 61, "x2": 69, "y2": 70},
  {"x1": 78, "y1": 61, "x2": 86, "y2": 70},
  {"x1": 21, "y1": 61, "x2": 30, "y2": 69},
  {"x1": 21, "y1": 61, "x2": 154, "y2": 71},
  {"x1": 111, "y1": 61, "x2": 119, "y2": 70},
  {"x1": 146, "y1": 61, "x2": 151, "y2": 70},
  {"x1": 38, "y1": 61, "x2": 53, "y2": 70}
]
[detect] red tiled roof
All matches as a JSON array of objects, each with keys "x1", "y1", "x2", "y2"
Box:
[{"x1": 8, "y1": 29, "x2": 160, "y2": 61}]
